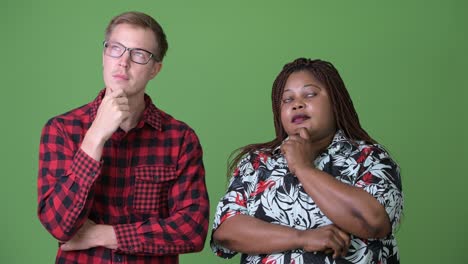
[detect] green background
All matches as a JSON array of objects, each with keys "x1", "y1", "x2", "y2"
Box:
[{"x1": 1, "y1": 0, "x2": 467, "y2": 263}]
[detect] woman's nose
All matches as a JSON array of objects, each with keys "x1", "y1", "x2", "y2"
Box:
[{"x1": 292, "y1": 100, "x2": 305, "y2": 110}]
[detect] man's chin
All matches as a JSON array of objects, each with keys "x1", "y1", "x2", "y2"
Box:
[{"x1": 108, "y1": 83, "x2": 131, "y2": 92}]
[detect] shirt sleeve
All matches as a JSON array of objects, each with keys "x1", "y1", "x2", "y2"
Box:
[
  {"x1": 37, "y1": 118, "x2": 102, "y2": 241},
  {"x1": 113, "y1": 128, "x2": 210, "y2": 256},
  {"x1": 210, "y1": 153, "x2": 253, "y2": 259},
  {"x1": 354, "y1": 145, "x2": 404, "y2": 233}
]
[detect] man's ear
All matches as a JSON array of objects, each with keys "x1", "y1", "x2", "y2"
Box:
[{"x1": 149, "y1": 62, "x2": 163, "y2": 79}]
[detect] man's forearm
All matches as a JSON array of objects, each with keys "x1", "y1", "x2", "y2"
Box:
[{"x1": 38, "y1": 121, "x2": 101, "y2": 241}]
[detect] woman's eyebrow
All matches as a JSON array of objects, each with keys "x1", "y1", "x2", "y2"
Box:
[
  {"x1": 303, "y1": 84, "x2": 322, "y2": 90},
  {"x1": 284, "y1": 83, "x2": 321, "y2": 93}
]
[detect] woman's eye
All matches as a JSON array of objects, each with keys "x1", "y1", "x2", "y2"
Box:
[
  {"x1": 306, "y1": 92, "x2": 317, "y2": 98},
  {"x1": 282, "y1": 98, "x2": 292, "y2": 103}
]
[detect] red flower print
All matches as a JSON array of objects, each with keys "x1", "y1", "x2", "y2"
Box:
[
  {"x1": 235, "y1": 193, "x2": 246, "y2": 207},
  {"x1": 233, "y1": 167, "x2": 240, "y2": 177},
  {"x1": 251, "y1": 180, "x2": 275, "y2": 197},
  {"x1": 357, "y1": 147, "x2": 372, "y2": 163},
  {"x1": 258, "y1": 152, "x2": 269, "y2": 163},
  {"x1": 262, "y1": 256, "x2": 277, "y2": 264},
  {"x1": 363, "y1": 172, "x2": 373, "y2": 184},
  {"x1": 220, "y1": 211, "x2": 240, "y2": 223},
  {"x1": 253, "y1": 159, "x2": 260, "y2": 170}
]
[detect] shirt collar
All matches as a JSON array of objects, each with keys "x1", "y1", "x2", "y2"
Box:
[
  {"x1": 90, "y1": 89, "x2": 162, "y2": 131},
  {"x1": 324, "y1": 130, "x2": 354, "y2": 156}
]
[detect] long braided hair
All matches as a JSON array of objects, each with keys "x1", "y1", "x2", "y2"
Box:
[{"x1": 228, "y1": 58, "x2": 377, "y2": 176}]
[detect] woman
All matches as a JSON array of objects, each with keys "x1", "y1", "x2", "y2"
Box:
[{"x1": 211, "y1": 58, "x2": 403, "y2": 264}]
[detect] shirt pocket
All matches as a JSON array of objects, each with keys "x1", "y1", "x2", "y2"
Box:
[{"x1": 132, "y1": 165, "x2": 178, "y2": 212}]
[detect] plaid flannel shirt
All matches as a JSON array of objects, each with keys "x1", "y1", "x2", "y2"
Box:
[{"x1": 38, "y1": 89, "x2": 209, "y2": 264}]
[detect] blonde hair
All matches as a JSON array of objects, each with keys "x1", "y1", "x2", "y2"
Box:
[{"x1": 105, "y1": 11, "x2": 168, "y2": 62}]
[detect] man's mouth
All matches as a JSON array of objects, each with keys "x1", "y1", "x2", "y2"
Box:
[
  {"x1": 113, "y1": 73, "x2": 129, "y2": 80},
  {"x1": 291, "y1": 114, "x2": 310, "y2": 124}
]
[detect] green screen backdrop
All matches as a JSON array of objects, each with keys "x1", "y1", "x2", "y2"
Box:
[{"x1": 1, "y1": 0, "x2": 467, "y2": 263}]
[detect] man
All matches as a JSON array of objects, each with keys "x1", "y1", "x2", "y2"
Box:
[{"x1": 37, "y1": 11, "x2": 209, "y2": 263}]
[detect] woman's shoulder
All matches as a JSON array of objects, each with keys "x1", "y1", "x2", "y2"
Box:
[
  {"x1": 236, "y1": 148, "x2": 274, "y2": 167},
  {"x1": 251, "y1": 148, "x2": 274, "y2": 160},
  {"x1": 351, "y1": 140, "x2": 399, "y2": 168}
]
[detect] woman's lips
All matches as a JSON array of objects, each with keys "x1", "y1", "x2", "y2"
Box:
[{"x1": 292, "y1": 114, "x2": 310, "y2": 124}]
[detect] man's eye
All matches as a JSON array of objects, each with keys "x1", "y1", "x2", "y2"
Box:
[
  {"x1": 111, "y1": 45, "x2": 122, "y2": 51},
  {"x1": 133, "y1": 51, "x2": 144, "y2": 58}
]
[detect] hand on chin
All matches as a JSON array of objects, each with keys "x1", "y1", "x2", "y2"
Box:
[
  {"x1": 291, "y1": 126, "x2": 312, "y2": 137},
  {"x1": 107, "y1": 84, "x2": 129, "y2": 94}
]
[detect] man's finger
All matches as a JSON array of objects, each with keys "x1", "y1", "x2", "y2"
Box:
[
  {"x1": 115, "y1": 97, "x2": 129, "y2": 105},
  {"x1": 61, "y1": 243, "x2": 72, "y2": 251}
]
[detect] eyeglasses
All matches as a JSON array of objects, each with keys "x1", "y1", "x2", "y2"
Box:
[{"x1": 103, "y1": 41, "x2": 157, "y2": 65}]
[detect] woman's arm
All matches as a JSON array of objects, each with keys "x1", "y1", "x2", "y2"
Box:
[
  {"x1": 213, "y1": 214, "x2": 350, "y2": 259},
  {"x1": 294, "y1": 166, "x2": 390, "y2": 238},
  {"x1": 282, "y1": 128, "x2": 397, "y2": 239}
]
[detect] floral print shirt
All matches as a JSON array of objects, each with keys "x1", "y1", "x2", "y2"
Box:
[{"x1": 211, "y1": 130, "x2": 403, "y2": 264}]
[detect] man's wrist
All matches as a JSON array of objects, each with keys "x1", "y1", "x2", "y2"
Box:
[
  {"x1": 81, "y1": 129, "x2": 106, "y2": 161},
  {"x1": 95, "y1": 224, "x2": 118, "y2": 249}
]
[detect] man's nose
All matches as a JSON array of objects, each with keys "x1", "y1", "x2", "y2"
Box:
[{"x1": 118, "y1": 50, "x2": 131, "y2": 67}]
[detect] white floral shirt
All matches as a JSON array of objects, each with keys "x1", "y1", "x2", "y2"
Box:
[{"x1": 211, "y1": 130, "x2": 403, "y2": 264}]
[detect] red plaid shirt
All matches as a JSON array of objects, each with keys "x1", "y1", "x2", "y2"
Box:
[{"x1": 37, "y1": 89, "x2": 209, "y2": 264}]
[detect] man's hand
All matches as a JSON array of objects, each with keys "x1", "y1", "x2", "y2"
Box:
[
  {"x1": 61, "y1": 219, "x2": 118, "y2": 251},
  {"x1": 80, "y1": 88, "x2": 130, "y2": 160},
  {"x1": 280, "y1": 128, "x2": 319, "y2": 175},
  {"x1": 89, "y1": 88, "x2": 130, "y2": 142},
  {"x1": 298, "y1": 224, "x2": 350, "y2": 259}
]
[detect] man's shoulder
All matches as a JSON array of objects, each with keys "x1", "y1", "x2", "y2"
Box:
[
  {"x1": 44, "y1": 102, "x2": 93, "y2": 128},
  {"x1": 157, "y1": 108, "x2": 196, "y2": 133}
]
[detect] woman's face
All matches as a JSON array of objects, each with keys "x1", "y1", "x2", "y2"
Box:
[{"x1": 280, "y1": 70, "x2": 336, "y2": 142}]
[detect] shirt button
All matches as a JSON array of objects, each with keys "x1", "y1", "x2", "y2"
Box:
[
  {"x1": 90, "y1": 172, "x2": 96, "y2": 177},
  {"x1": 114, "y1": 254, "x2": 122, "y2": 262}
]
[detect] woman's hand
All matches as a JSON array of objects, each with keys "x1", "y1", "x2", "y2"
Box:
[
  {"x1": 280, "y1": 128, "x2": 319, "y2": 175},
  {"x1": 298, "y1": 224, "x2": 350, "y2": 259}
]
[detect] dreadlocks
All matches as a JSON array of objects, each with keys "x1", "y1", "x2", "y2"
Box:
[{"x1": 227, "y1": 58, "x2": 377, "y2": 177}]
